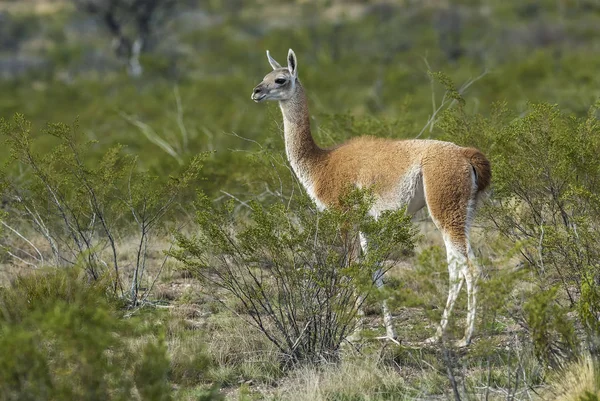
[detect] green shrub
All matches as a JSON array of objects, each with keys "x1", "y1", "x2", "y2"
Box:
[
  {"x1": 524, "y1": 286, "x2": 577, "y2": 366},
  {"x1": 0, "y1": 114, "x2": 204, "y2": 305},
  {"x1": 172, "y1": 188, "x2": 416, "y2": 364},
  {"x1": 441, "y1": 101, "x2": 600, "y2": 360},
  {"x1": 135, "y1": 339, "x2": 173, "y2": 401},
  {"x1": 0, "y1": 268, "x2": 175, "y2": 401}
]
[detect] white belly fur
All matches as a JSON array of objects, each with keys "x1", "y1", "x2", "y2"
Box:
[{"x1": 369, "y1": 165, "x2": 425, "y2": 217}]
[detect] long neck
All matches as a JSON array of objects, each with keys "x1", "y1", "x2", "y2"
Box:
[{"x1": 279, "y1": 82, "x2": 323, "y2": 173}]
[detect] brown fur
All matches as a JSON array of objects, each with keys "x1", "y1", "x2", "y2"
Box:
[{"x1": 463, "y1": 147, "x2": 492, "y2": 192}]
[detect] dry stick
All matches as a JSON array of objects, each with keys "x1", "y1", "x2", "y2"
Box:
[
  {"x1": 22, "y1": 203, "x2": 60, "y2": 264},
  {"x1": 5, "y1": 250, "x2": 37, "y2": 268},
  {"x1": 219, "y1": 190, "x2": 254, "y2": 211},
  {"x1": 4, "y1": 244, "x2": 37, "y2": 262},
  {"x1": 138, "y1": 231, "x2": 150, "y2": 292},
  {"x1": 130, "y1": 225, "x2": 147, "y2": 306},
  {"x1": 1, "y1": 221, "x2": 44, "y2": 264},
  {"x1": 120, "y1": 112, "x2": 183, "y2": 164}
]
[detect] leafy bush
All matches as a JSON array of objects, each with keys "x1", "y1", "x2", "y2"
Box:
[
  {"x1": 524, "y1": 286, "x2": 577, "y2": 366},
  {"x1": 0, "y1": 268, "x2": 172, "y2": 401},
  {"x1": 172, "y1": 189, "x2": 415, "y2": 364},
  {"x1": 0, "y1": 114, "x2": 204, "y2": 304},
  {"x1": 441, "y1": 101, "x2": 600, "y2": 361}
]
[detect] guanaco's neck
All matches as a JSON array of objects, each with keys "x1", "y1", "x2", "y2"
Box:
[{"x1": 278, "y1": 81, "x2": 324, "y2": 176}]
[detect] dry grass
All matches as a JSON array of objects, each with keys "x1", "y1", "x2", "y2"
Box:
[
  {"x1": 202, "y1": 314, "x2": 282, "y2": 386},
  {"x1": 274, "y1": 355, "x2": 406, "y2": 401},
  {"x1": 541, "y1": 354, "x2": 599, "y2": 401}
]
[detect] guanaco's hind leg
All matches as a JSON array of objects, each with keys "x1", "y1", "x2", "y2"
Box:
[
  {"x1": 425, "y1": 239, "x2": 467, "y2": 344},
  {"x1": 459, "y1": 247, "x2": 481, "y2": 346},
  {"x1": 422, "y1": 160, "x2": 479, "y2": 346}
]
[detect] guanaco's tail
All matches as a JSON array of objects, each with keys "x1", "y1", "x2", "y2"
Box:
[{"x1": 463, "y1": 147, "x2": 491, "y2": 193}]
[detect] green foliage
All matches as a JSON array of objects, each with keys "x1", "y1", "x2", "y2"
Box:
[
  {"x1": 172, "y1": 188, "x2": 415, "y2": 364},
  {"x1": 387, "y1": 246, "x2": 447, "y2": 339},
  {"x1": 135, "y1": 338, "x2": 173, "y2": 401},
  {"x1": 524, "y1": 286, "x2": 577, "y2": 366},
  {"x1": 0, "y1": 268, "x2": 178, "y2": 401},
  {"x1": 0, "y1": 266, "x2": 116, "y2": 323},
  {"x1": 441, "y1": 101, "x2": 600, "y2": 357},
  {"x1": 0, "y1": 114, "x2": 204, "y2": 303},
  {"x1": 4, "y1": 1, "x2": 600, "y2": 398}
]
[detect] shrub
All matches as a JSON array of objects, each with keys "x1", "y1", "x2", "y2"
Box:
[
  {"x1": 440, "y1": 101, "x2": 600, "y2": 361},
  {"x1": 0, "y1": 114, "x2": 204, "y2": 305},
  {"x1": 0, "y1": 268, "x2": 171, "y2": 401},
  {"x1": 172, "y1": 189, "x2": 416, "y2": 365}
]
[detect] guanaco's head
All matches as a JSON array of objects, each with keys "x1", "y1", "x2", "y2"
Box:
[{"x1": 251, "y1": 49, "x2": 298, "y2": 103}]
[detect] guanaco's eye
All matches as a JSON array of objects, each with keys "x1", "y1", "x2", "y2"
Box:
[{"x1": 275, "y1": 78, "x2": 287, "y2": 85}]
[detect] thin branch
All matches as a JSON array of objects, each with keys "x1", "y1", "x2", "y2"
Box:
[
  {"x1": 120, "y1": 112, "x2": 183, "y2": 164},
  {"x1": 5, "y1": 249, "x2": 38, "y2": 268},
  {"x1": 416, "y1": 67, "x2": 489, "y2": 138},
  {"x1": 1, "y1": 221, "x2": 44, "y2": 264},
  {"x1": 219, "y1": 190, "x2": 254, "y2": 211}
]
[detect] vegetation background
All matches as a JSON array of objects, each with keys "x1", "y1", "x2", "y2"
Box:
[{"x1": 1, "y1": 0, "x2": 600, "y2": 399}]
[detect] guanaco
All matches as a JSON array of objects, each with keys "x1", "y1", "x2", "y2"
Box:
[{"x1": 251, "y1": 49, "x2": 490, "y2": 346}]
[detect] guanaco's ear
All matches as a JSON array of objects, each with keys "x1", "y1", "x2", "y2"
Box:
[
  {"x1": 266, "y1": 50, "x2": 282, "y2": 70},
  {"x1": 287, "y1": 49, "x2": 297, "y2": 78}
]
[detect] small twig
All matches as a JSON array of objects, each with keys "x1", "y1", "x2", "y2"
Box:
[
  {"x1": 120, "y1": 112, "x2": 183, "y2": 164},
  {"x1": 290, "y1": 320, "x2": 312, "y2": 353},
  {"x1": 5, "y1": 250, "x2": 38, "y2": 268},
  {"x1": 416, "y1": 67, "x2": 489, "y2": 139},
  {"x1": 226, "y1": 130, "x2": 264, "y2": 149},
  {"x1": 374, "y1": 335, "x2": 401, "y2": 345},
  {"x1": 2, "y1": 219, "x2": 44, "y2": 264},
  {"x1": 219, "y1": 190, "x2": 254, "y2": 211}
]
